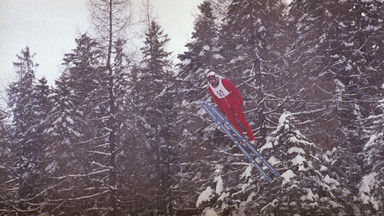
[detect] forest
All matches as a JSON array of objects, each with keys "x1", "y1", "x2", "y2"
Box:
[{"x1": 0, "y1": 0, "x2": 383, "y2": 215}]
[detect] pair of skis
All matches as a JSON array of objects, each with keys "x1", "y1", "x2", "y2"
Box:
[{"x1": 200, "y1": 100, "x2": 280, "y2": 182}]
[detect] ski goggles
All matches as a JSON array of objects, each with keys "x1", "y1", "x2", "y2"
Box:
[{"x1": 207, "y1": 76, "x2": 216, "y2": 81}]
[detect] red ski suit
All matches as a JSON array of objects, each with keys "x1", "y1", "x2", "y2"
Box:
[{"x1": 208, "y1": 79, "x2": 255, "y2": 141}]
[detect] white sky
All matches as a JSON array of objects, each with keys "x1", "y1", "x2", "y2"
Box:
[{"x1": 0, "y1": 0, "x2": 203, "y2": 90}]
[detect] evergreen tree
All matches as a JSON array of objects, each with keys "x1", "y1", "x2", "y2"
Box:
[
  {"x1": 264, "y1": 0, "x2": 337, "y2": 152},
  {"x1": 0, "y1": 108, "x2": 13, "y2": 211},
  {"x1": 60, "y1": 33, "x2": 104, "y2": 213},
  {"x1": 209, "y1": 0, "x2": 231, "y2": 26},
  {"x1": 358, "y1": 99, "x2": 384, "y2": 215},
  {"x1": 247, "y1": 112, "x2": 344, "y2": 215},
  {"x1": 134, "y1": 19, "x2": 174, "y2": 213},
  {"x1": 178, "y1": 1, "x2": 219, "y2": 73},
  {"x1": 30, "y1": 77, "x2": 54, "y2": 212},
  {"x1": 284, "y1": 0, "x2": 384, "y2": 150},
  {"x1": 44, "y1": 77, "x2": 81, "y2": 213},
  {"x1": 6, "y1": 47, "x2": 45, "y2": 213},
  {"x1": 108, "y1": 38, "x2": 145, "y2": 215},
  {"x1": 59, "y1": 33, "x2": 135, "y2": 215},
  {"x1": 325, "y1": 0, "x2": 384, "y2": 150}
]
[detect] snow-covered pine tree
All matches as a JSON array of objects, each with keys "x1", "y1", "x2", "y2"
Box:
[
  {"x1": 307, "y1": 1, "x2": 384, "y2": 214},
  {"x1": 28, "y1": 77, "x2": 54, "y2": 211},
  {"x1": 59, "y1": 34, "x2": 102, "y2": 160},
  {"x1": 358, "y1": 98, "x2": 384, "y2": 215},
  {"x1": 327, "y1": 0, "x2": 384, "y2": 150},
  {"x1": 6, "y1": 47, "x2": 46, "y2": 214},
  {"x1": 247, "y1": 112, "x2": 345, "y2": 215},
  {"x1": 155, "y1": 66, "x2": 180, "y2": 215},
  {"x1": 178, "y1": 1, "x2": 222, "y2": 77},
  {"x1": 44, "y1": 77, "x2": 84, "y2": 213},
  {"x1": 33, "y1": 77, "x2": 52, "y2": 141},
  {"x1": 197, "y1": 163, "x2": 253, "y2": 216},
  {"x1": 209, "y1": 0, "x2": 231, "y2": 26},
  {"x1": 280, "y1": 2, "x2": 384, "y2": 214},
  {"x1": 0, "y1": 107, "x2": 13, "y2": 211},
  {"x1": 108, "y1": 38, "x2": 147, "y2": 215},
  {"x1": 133, "y1": 19, "x2": 174, "y2": 214},
  {"x1": 277, "y1": 0, "x2": 340, "y2": 151},
  {"x1": 117, "y1": 63, "x2": 158, "y2": 214},
  {"x1": 53, "y1": 33, "x2": 108, "y2": 213}
]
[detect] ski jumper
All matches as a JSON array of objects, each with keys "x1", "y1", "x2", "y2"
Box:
[{"x1": 208, "y1": 79, "x2": 255, "y2": 141}]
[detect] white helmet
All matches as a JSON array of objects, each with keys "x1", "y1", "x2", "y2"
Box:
[
  {"x1": 207, "y1": 71, "x2": 216, "y2": 80},
  {"x1": 207, "y1": 70, "x2": 219, "y2": 87}
]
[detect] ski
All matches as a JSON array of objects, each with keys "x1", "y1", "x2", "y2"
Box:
[{"x1": 200, "y1": 100, "x2": 280, "y2": 182}]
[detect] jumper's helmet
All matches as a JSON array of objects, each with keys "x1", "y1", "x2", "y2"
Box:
[
  {"x1": 207, "y1": 71, "x2": 217, "y2": 80},
  {"x1": 207, "y1": 71, "x2": 219, "y2": 87}
]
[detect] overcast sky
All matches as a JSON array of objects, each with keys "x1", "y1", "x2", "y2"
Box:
[{"x1": 0, "y1": 0, "x2": 204, "y2": 91}]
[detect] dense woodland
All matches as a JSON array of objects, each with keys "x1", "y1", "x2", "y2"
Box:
[{"x1": 0, "y1": 0, "x2": 383, "y2": 215}]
